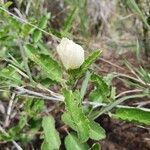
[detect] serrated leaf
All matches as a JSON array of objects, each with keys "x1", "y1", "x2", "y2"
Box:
[
  {"x1": 63, "y1": 89, "x2": 106, "y2": 142},
  {"x1": 24, "y1": 44, "x2": 62, "y2": 82},
  {"x1": 69, "y1": 50, "x2": 101, "y2": 82},
  {"x1": 65, "y1": 133, "x2": 89, "y2": 150},
  {"x1": 61, "y1": 112, "x2": 77, "y2": 131},
  {"x1": 90, "y1": 73, "x2": 110, "y2": 102},
  {"x1": 63, "y1": 89, "x2": 90, "y2": 142},
  {"x1": 76, "y1": 118, "x2": 90, "y2": 142},
  {"x1": 114, "y1": 107, "x2": 150, "y2": 125},
  {"x1": 62, "y1": 112, "x2": 90, "y2": 142},
  {"x1": 42, "y1": 115, "x2": 61, "y2": 150},
  {"x1": 91, "y1": 74, "x2": 109, "y2": 96},
  {"x1": 89, "y1": 120, "x2": 106, "y2": 140}
]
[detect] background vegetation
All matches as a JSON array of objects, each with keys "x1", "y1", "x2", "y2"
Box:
[{"x1": 0, "y1": 0, "x2": 150, "y2": 149}]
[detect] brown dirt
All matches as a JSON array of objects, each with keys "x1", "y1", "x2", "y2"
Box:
[{"x1": 97, "y1": 115, "x2": 150, "y2": 150}]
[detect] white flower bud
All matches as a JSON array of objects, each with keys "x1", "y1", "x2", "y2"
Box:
[{"x1": 56, "y1": 38, "x2": 84, "y2": 70}]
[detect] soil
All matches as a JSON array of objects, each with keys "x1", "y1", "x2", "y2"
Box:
[{"x1": 96, "y1": 114, "x2": 150, "y2": 150}]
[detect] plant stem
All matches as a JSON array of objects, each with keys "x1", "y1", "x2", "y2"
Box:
[
  {"x1": 4, "y1": 93, "x2": 16, "y2": 127},
  {"x1": 11, "y1": 86, "x2": 150, "y2": 117}
]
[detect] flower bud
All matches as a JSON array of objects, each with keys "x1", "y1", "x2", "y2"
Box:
[{"x1": 56, "y1": 38, "x2": 84, "y2": 70}]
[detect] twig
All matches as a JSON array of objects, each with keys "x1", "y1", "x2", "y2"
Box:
[
  {"x1": 11, "y1": 86, "x2": 64, "y2": 102},
  {"x1": 115, "y1": 89, "x2": 143, "y2": 99},
  {"x1": 4, "y1": 93, "x2": 16, "y2": 127},
  {"x1": 14, "y1": 8, "x2": 25, "y2": 20},
  {"x1": 114, "y1": 73, "x2": 147, "y2": 86},
  {"x1": 37, "y1": 84, "x2": 64, "y2": 100},
  {"x1": 134, "y1": 101, "x2": 150, "y2": 107},
  {"x1": 99, "y1": 57, "x2": 125, "y2": 70},
  {"x1": 11, "y1": 86, "x2": 150, "y2": 112},
  {"x1": 0, "y1": 125, "x2": 23, "y2": 150}
]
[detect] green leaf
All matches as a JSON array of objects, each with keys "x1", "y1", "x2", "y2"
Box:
[
  {"x1": 63, "y1": 89, "x2": 90, "y2": 142},
  {"x1": 38, "y1": 13, "x2": 51, "y2": 29},
  {"x1": 40, "y1": 77, "x2": 57, "y2": 87},
  {"x1": 0, "y1": 67, "x2": 21, "y2": 84},
  {"x1": 63, "y1": 89, "x2": 106, "y2": 142},
  {"x1": 3, "y1": 1, "x2": 13, "y2": 8},
  {"x1": 90, "y1": 73, "x2": 110, "y2": 102},
  {"x1": 65, "y1": 133, "x2": 89, "y2": 150},
  {"x1": 69, "y1": 50, "x2": 101, "y2": 82},
  {"x1": 24, "y1": 99, "x2": 44, "y2": 117},
  {"x1": 33, "y1": 30, "x2": 42, "y2": 43},
  {"x1": 114, "y1": 107, "x2": 150, "y2": 125},
  {"x1": 89, "y1": 121, "x2": 106, "y2": 140},
  {"x1": 91, "y1": 74, "x2": 109, "y2": 95},
  {"x1": 24, "y1": 44, "x2": 62, "y2": 82},
  {"x1": 76, "y1": 117, "x2": 90, "y2": 142},
  {"x1": 62, "y1": 112, "x2": 92, "y2": 141},
  {"x1": 8, "y1": 114, "x2": 27, "y2": 139},
  {"x1": 33, "y1": 13, "x2": 51, "y2": 43},
  {"x1": 61, "y1": 7, "x2": 77, "y2": 36},
  {"x1": 41, "y1": 140, "x2": 51, "y2": 150},
  {"x1": 89, "y1": 89, "x2": 103, "y2": 102},
  {"x1": 80, "y1": 71, "x2": 91, "y2": 100},
  {"x1": 89, "y1": 143, "x2": 101, "y2": 150},
  {"x1": 37, "y1": 42, "x2": 51, "y2": 55},
  {"x1": 21, "y1": 23, "x2": 34, "y2": 37},
  {"x1": 42, "y1": 115, "x2": 61, "y2": 150},
  {"x1": 62, "y1": 112, "x2": 77, "y2": 131}
]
